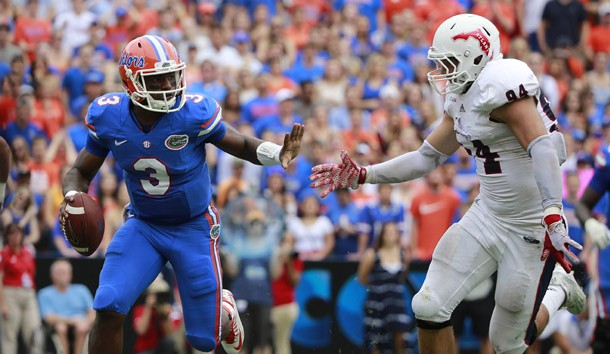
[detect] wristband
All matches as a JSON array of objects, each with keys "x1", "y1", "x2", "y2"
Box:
[
  {"x1": 256, "y1": 141, "x2": 282, "y2": 166},
  {"x1": 64, "y1": 190, "x2": 79, "y2": 199}
]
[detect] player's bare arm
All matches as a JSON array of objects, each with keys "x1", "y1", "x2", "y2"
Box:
[
  {"x1": 493, "y1": 96, "x2": 582, "y2": 270},
  {"x1": 309, "y1": 113, "x2": 459, "y2": 198},
  {"x1": 59, "y1": 150, "x2": 106, "y2": 224},
  {"x1": 214, "y1": 123, "x2": 304, "y2": 169},
  {"x1": 490, "y1": 96, "x2": 548, "y2": 149}
]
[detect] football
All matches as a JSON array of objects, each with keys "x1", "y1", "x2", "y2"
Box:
[{"x1": 63, "y1": 192, "x2": 104, "y2": 257}]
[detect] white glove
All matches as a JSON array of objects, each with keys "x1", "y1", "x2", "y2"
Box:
[
  {"x1": 585, "y1": 218, "x2": 610, "y2": 249},
  {"x1": 541, "y1": 208, "x2": 582, "y2": 273}
]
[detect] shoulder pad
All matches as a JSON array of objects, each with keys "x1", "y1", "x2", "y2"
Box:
[
  {"x1": 474, "y1": 59, "x2": 540, "y2": 112},
  {"x1": 86, "y1": 93, "x2": 127, "y2": 139},
  {"x1": 181, "y1": 93, "x2": 223, "y2": 137}
]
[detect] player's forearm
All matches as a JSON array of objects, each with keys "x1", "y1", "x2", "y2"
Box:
[
  {"x1": 62, "y1": 167, "x2": 93, "y2": 196},
  {"x1": 528, "y1": 135, "x2": 562, "y2": 211},
  {"x1": 365, "y1": 140, "x2": 448, "y2": 184}
]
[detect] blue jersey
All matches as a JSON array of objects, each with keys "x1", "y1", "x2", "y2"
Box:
[
  {"x1": 586, "y1": 144, "x2": 610, "y2": 317},
  {"x1": 357, "y1": 202, "x2": 405, "y2": 246},
  {"x1": 85, "y1": 92, "x2": 226, "y2": 224}
]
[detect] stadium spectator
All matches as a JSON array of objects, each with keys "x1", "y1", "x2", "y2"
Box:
[
  {"x1": 288, "y1": 192, "x2": 334, "y2": 261},
  {"x1": 2, "y1": 86, "x2": 47, "y2": 149},
  {"x1": 13, "y1": 0, "x2": 51, "y2": 62},
  {"x1": 409, "y1": 166, "x2": 461, "y2": 261},
  {"x1": 0, "y1": 223, "x2": 41, "y2": 354},
  {"x1": 52, "y1": 0, "x2": 96, "y2": 55},
  {"x1": 190, "y1": 60, "x2": 228, "y2": 103},
  {"x1": 537, "y1": 0, "x2": 587, "y2": 57},
  {"x1": 1, "y1": 185, "x2": 39, "y2": 247},
  {"x1": 471, "y1": 0, "x2": 517, "y2": 55},
  {"x1": 132, "y1": 274, "x2": 180, "y2": 354},
  {"x1": 0, "y1": 21, "x2": 22, "y2": 66},
  {"x1": 38, "y1": 259, "x2": 95, "y2": 354},
  {"x1": 357, "y1": 184, "x2": 406, "y2": 255},
  {"x1": 358, "y1": 221, "x2": 413, "y2": 354},
  {"x1": 587, "y1": 3, "x2": 610, "y2": 58},
  {"x1": 328, "y1": 188, "x2": 362, "y2": 259},
  {"x1": 315, "y1": 58, "x2": 349, "y2": 109},
  {"x1": 270, "y1": 234, "x2": 303, "y2": 354}
]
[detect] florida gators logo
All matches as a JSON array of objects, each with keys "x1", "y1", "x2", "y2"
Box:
[
  {"x1": 164, "y1": 134, "x2": 189, "y2": 150},
  {"x1": 210, "y1": 224, "x2": 220, "y2": 240},
  {"x1": 452, "y1": 29, "x2": 490, "y2": 56}
]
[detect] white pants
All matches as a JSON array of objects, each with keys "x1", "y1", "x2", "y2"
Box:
[{"x1": 412, "y1": 198, "x2": 547, "y2": 354}]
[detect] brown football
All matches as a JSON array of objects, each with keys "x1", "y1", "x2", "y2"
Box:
[{"x1": 63, "y1": 192, "x2": 104, "y2": 256}]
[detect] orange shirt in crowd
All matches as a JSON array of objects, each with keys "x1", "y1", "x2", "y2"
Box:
[
  {"x1": 13, "y1": 16, "x2": 51, "y2": 61},
  {"x1": 290, "y1": 0, "x2": 331, "y2": 25},
  {"x1": 285, "y1": 23, "x2": 313, "y2": 50},
  {"x1": 470, "y1": 3, "x2": 516, "y2": 55},
  {"x1": 588, "y1": 25, "x2": 610, "y2": 55},
  {"x1": 410, "y1": 185, "x2": 461, "y2": 260},
  {"x1": 383, "y1": 0, "x2": 413, "y2": 23},
  {"x1": 414, "y1": 0, "x2": 465, "y2": 43},
  {"x1": 31, "y1": 98, "x2": 65, "y2": 138}
]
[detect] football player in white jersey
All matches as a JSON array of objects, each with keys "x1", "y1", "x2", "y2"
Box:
[{"x1": 310, "y1": 14, "x2": 585, "y2": 354}]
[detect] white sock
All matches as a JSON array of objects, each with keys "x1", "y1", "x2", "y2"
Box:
[{"x1": 542, "y1": 285, "x2": 566, "y2": 319}]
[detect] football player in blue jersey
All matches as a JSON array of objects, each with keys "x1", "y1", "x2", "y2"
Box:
[
  {"x1": 58, "y1": 35, "x2": 304, "y2": 354},
  {"x1": 576, "y1": 146, "x2": 610, "y2": 354}
]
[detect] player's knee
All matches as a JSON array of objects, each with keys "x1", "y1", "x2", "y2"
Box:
[
  {"x1": 93, "y1": 286, "x2": 127, "y2": 314},
  {"x1": 412, "y1": 286, "x2": 451, "y2": 323},
  {"x1": 186, "y1": 334, "x2": 216, "y2": 352}
]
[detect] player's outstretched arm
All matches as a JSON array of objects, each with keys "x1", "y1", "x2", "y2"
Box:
[
  {"x1": 0, "y1": 137, "x2": 10, "y2": 209},
  {"x1": 60, "y1": 150, "x2": 106, "y2": 224},
  {"x1": 214, "y1": 123, "x2": 305, "y2": 168},
  {"x1": 309, "y1": 114, "x2": 460, "y2": 198}
]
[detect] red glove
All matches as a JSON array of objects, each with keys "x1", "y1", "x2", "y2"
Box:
[
  {"x1": 541, "y1": 213, "x2": 582, "y2": 273},
  {"x1": 309, "y1": 150, "x2": 367, "y2": 198}
]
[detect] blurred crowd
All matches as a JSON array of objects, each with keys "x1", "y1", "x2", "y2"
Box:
[{"x1": 0, "y1": 0, "x2": 608, "y2": 353}]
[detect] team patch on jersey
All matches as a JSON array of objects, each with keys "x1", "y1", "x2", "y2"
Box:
[
  {"x1": 210, "y1": 224, "x2": 220, "y2": 239},
  {"x1": 164, "y1": 134, "x2": 189, "y2": 150}
]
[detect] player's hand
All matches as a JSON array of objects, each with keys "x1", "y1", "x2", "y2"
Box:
[
  {"x1": 58, "y1": 191, "x2": 78, "y2": 234},
  {"x1": 584, "y1": 218, "x2": 610, "y2": 249},
  {"x1": 309, "y1": 150, "x2": 367, "y2": 198},
  {"x1": 541, "y1": 213, "x2": 582, "y2": 272},
  {"x1": 279, "y1": 123, "x2": 305, "y2": 169}
]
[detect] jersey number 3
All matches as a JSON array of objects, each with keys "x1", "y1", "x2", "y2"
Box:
[{"x1": 134, "y1": 158, "x2": 170, "y2": 195}]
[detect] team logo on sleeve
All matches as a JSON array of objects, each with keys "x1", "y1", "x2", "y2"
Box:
[
  {"x1": 210, "y1": 224, "x2": 221, "y2": 239},
  {"x1": 164, "y1": 134, "x2": 189, "y2": 150}
]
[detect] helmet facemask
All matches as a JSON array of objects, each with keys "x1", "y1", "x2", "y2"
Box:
[{"x1": 125, "y1": 60, "x2": 187, "y2": 113}]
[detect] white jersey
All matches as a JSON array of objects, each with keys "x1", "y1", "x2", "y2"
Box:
[{"x1": 444, "y1": 58, "x2": 559, "y2": 226}]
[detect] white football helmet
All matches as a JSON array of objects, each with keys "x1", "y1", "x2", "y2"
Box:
[{"x1": 427, "y1": 14, "x2": 502, "y2": 95}]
